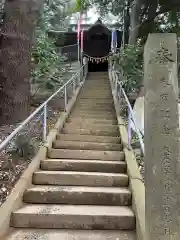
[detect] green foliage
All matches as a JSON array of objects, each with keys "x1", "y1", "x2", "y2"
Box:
[
  {"x1": 31, "y1": 0, "x2": 72, "y2": 92},
  {"x1": 31, "y1": 29, "x2": 66, "y2": 89},
  {"x1": 112, "y1": 44, "x2": 143, "y2": 93},
  {"x1": 73, "y1": 0, "x2": 91, "y2": 13}
]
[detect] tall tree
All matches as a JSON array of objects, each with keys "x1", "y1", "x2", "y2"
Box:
[
  {"x1": 128, "y1": 0, "x2": 141, "y2": 45},
  {"x1": 0, "y1": 0, "x2": 44, "y2": 125}
]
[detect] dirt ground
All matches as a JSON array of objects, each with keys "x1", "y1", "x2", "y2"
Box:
[{"x1": 0, "y1": 62, "x2": 80, "y2": 206}]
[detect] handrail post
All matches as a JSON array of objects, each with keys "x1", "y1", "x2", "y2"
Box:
[
  {"x1": 73, "y1": 79, "x2": 76, "y2": 94},
  {"x1": 127, "y1": 107, "x2": 132, "y2": 149},
  {"x1": 115, "y1": 73, "x2": 118, "y2": 102},
  {"x1": 43, "y1": 104, "x2": 47, "y2": 142},
  {"x1": 64, "y1": 85, "x2": 67, "y2": 112},
  {"x1": 78, "y1": 69, "x2": 81, "y2": 85}
]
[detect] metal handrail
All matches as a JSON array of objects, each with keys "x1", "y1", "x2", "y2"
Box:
[
  {"x1": 109, "y1": 66, "x2": 144, "y2": 156},
  {"x1": 61, "y1": 44, "x2": 78, "y2": 49},
  {"x1": 120, "y1": 85, "x2": 144, "y2": 155},
  {"x1": 0, "y1": 64, "x2": 87, "y2": 152}
]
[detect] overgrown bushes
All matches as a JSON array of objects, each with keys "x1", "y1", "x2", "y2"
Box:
[{"x1": 111, "y1": 44, "x2": 143, "y2": 93}]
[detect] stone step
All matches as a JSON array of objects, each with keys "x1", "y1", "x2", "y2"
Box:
[
  {"x1": 57, "y1": 134, "x2": 120, "y2": 143},
  {"x1": 24, "y1": 186, "x2": 132, "y2": 206},
  {"x1": 79, "y1": 96, "x2": 112, "y2": 99},
  {"x1": 82, "y1": 89, "x2": 110, "y2": 91},
  {"x1": 11, "y1": 205, "x2": 135, "y2": 230},
  {"x1": 72, "y1": 106, "x2": 114, "y2": 111},
  {"x1": 79, "y1": 90, "x2": 111, "y2": 93},
  {"x1": 33, "y1": 171, "x2": 128, "y2": 187},
  {"x1": 77, "y1": 98, "x2": 113, "y2": 102},
  {"x1": 71, "y1": 110, "x2": 115, "y2": 115},
  {"x1": 6, "y1": 229, "x2": 136, "y2": 240},
  {"x1": 61, "y1": 127, "x2": 119, "y2": 137},
  {"x1": 66, "y1": 118, "x2": 118, "y2": 125},
  {"x1": 48, "y1": 149, "x2": 125, "y2": 161},
  {"x1": 64, "y1": 122, "x2": 118, "y2": 131},
  {"x1": 73, "y1": 106, "x2": 114, "y2": 111},
  {"x1": 79, "y1": 90, "x2": 111, "y2": 92},
  {"x1": 80, "y1": 89, "x2": 111, "y2": 91},
  {"x1": 80, "y1": 84, "x2": 110, "y2": 87},
  {"x1": 40, "y1": 159, "x2": 126, "y2": 173},
  {"x1": 81, "y1": 89, "x2": 110, "y2": 92},
  {"x1": 74, "y1": 102, "x2": 114, "y2": 106},
  {"x1": 70, "y1": 113, "x2": 116, "y2": 120},
  {"x1": 79, "y1": 93, "x2": 112, "y2": 96},
  {"x1": 78, "y1": 97, "x2": 113, "y2": 100},
  {"x1": 53, "y1": 140, "x2": 122, "y2": 151},
  {"x1": 75, "y1": 101, "x2": 114, "y2": 105},
  {"x1": 76, "y1": 101, "x2": 114, "y2": 105},
  {"x1": 85, "y1": 80, "x2": 109, "y2": 82},
  {"x1": 84, "y1": 80, "x2": 109, "y2": 82}
]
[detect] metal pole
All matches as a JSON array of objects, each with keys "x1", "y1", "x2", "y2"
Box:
[
  {"x1": 43, "y1": 104, "x2": 47, "y2": 142},
  {"x1": 64, "y1": 86, "x2": 67, "y2": 112},
  {"x1": 128, "y1": 107, "x2": 132, "y2": 149},
  {"x1": 73, "y1": 79, "x2": 76, "y2": 94},
  {"x1": 78, "y1": 40, "x2": 80, "y2": 62},
  {"x1": 122, "y1": 8, "x2": 125, "y2": 50}
]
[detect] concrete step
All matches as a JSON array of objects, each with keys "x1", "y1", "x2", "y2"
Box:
[
  {"x1": 81, "y1": 89, "x2": 110, "y2": 91},
  {"x1": 64, "y1": 122, "x2": 118, "y2": 129},
  {"x1": 53, "y1": 140, "x2": 122, "y2": 151},
  {"x1": 79, "y1": 92, "x2": 112, "y2": 95},
  {"x1": 75, "y1": 102, "x2": 113, "y2": 106},
  {"x1": 40, "y1": 159, "x2": 126, "y2": 173},
  {"x1": 80, "y1": 89, "x2": 111, "y2": 92},
  {"x1": 57, "y1": 134, "x2": 120, "y2": 143},
  {"x1": 48, "y1": 149, "x2": 125, "y2": 161},
  {"x1": 70, "y1": 113, "x2": 116, "y2": 120},
  {"x1": 77, "y1": 97, "x2": 114, "y2": 101},
  {"x1": 71, "y1": 110, "x2": 115, "y2": 116},
  {"x1": 61, "y1": 127, "x2": 119, "y2": 137},
  {"x1": 73, "y1": 107, "x2": 114, "y2": 111},
  {"x1": 75, "y1": 101, "x2": 114, "y2": 105},
  {"x1": 11, "y1": 205, "x2": 135, "y2": 230},
  {"x1": 79, "y1": 94, "x2": 112, "y2": 96},
  {"x1": 66, "y1": 118, "x2": 118, "y2": 125},
  {"x1": 72, "y1": 106, "x2": 115, "y2": 111},
  {"x1": 6, "y1": 229, "x2": 136, "y2": 240},
  {"x1": 79, "y1": 88, "x2": 111, "y2": 91},
  {"x1": 78, "y1": 97, "x2": 113, "y2": 100},
  {"x1": 79, "y1": 94, "x2": 112, "y2": 101},
  {"x1": 76, "y1": 101, "x2": 114, "y2": 105},
  {"x1": 33, "y1": 171, "x2": 128, "y2": 187},
  {"x1": 24, "y1": 186, "x2": 132, "y2": 206}
]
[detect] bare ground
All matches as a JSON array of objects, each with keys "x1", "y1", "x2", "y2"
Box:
[
  {"x1": 0, "y1": 106, "x2": 62, "y2": 206},
  {"x1": 0, "y1": 62, "x2": 79, "y2": 206}
]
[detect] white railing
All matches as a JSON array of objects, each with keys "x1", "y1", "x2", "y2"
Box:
[
  {"x1": 0, "y1": 63, "x2": 88, "y2": 153},
  {"x1": 109, "y1": 64, "x2": 144, "y2": 156}
]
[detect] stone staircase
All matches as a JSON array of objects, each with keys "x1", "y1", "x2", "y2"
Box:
[{"x1": 7, "y1": 72, "x2": 136, "y2": 239}]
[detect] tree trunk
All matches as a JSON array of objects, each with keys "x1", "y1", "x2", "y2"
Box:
[
  {"x1": 140, "y1": 1, "x2": 158, "y2": 45},
  {"x1": 128, "y1": 0, "x2": 142, "y2": 45},
  {"x1": 124, "y1": 0, "x2": 131, "y2": 46},
  {"x1": 0, "y1": 0, "x2": 44, "y2": 125}
]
